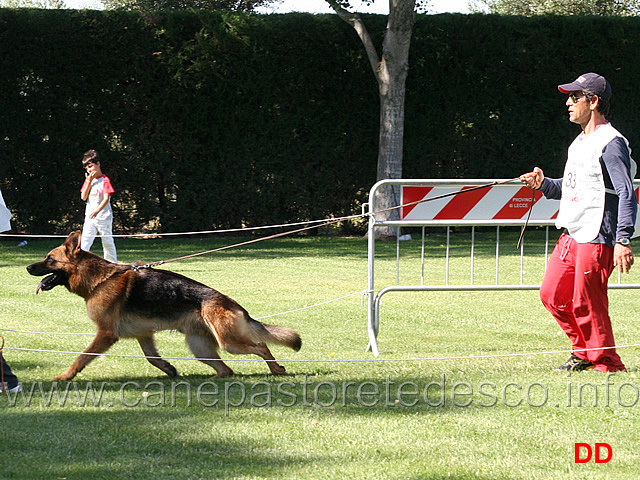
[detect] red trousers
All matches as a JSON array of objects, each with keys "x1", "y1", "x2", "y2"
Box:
[{"x1": 540, "y1": 233, "x2": 626, "y2": 372}]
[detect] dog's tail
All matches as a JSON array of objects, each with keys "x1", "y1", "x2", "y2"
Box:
[{"x1": 249, "y1": 318, "x2": 302, "y2": 352}]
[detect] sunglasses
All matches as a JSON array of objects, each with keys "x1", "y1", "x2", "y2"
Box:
[{"x1": 568, "y1": 94, "x2": 586, "y2": 103}]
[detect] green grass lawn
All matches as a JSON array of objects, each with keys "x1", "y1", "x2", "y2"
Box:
[{"x1": 1, "y1": 231, "x2": 639, "y2": 479}]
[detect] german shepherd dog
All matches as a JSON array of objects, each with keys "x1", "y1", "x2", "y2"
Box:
[{"x1": 26, "y1": 231, "x2": 301, "y2": 381}]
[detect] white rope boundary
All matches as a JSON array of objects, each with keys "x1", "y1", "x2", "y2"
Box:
[
  {"x1": 2, "y1": 285, "x2": 639, "y2": 364},
  {"x1": 254, "y1": 290, "x2": 367, "y2": 320},
  {"x1": 0, "y1": 214, "x2": 364, "y2": 239},
  {"x1": 0, "y1": 289, "x2": 367, "y2": 339},
  {"x1": 3, "y1": 214, "x2": 639, "y2": 365},
  {"x1": 3, "y1": 343, "x2": 640, "y2": 364}
]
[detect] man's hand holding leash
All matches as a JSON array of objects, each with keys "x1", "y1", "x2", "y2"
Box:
[
  {"x1": 519, "y1": 167, "x2": 633, "y2": 273},
  {"x1": 520, "y1": 167, "x2": 544, "y2": 190}
]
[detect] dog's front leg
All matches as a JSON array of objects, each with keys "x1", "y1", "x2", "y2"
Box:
[{"x1": 52, "y1": 330, "x2": 119, "y2": 381}]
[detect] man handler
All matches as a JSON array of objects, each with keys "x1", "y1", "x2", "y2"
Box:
[{"x1": 520, "y1": 72, "x2": 636, "y2": 372}]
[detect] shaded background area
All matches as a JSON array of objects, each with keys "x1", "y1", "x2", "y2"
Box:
[{"x1": 2, "y1": 11, "x2": 639, "y2": 234}]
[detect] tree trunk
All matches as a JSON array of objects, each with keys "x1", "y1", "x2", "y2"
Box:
[{"x1": 328, "y1": 0, "x2": 416, "y2": 238}]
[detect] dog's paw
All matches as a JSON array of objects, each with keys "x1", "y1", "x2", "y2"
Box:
[
  {"x1": 51, "y1": 367, "x2": 78, "y2": 382},
  {"x1": 271, "y1": 365, "x2": 287, "y2": 375}
]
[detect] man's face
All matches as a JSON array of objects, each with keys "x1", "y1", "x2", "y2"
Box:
[{"x1": 565, "y1": 92, "x2": 592, "y2": 126}]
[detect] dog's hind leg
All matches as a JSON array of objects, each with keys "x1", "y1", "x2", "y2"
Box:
[
  {"x1": 202, "y1": 306, "x2": 288, "y2": 375},
  {"x1": 224, "y1": 342, "x2": 287, "y2": 375},
  {"x1": 185, "y1": 333, "x2": 234, "y2": 378},
  {"x1": 137, "y1": 336, "x2": 179, "y2": 377},
  {"x1": 53, "y1": 330, "x2": 119, "y2": 381}
]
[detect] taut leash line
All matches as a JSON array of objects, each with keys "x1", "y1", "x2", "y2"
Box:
[
  {"x1": 372, "y1": 177, "x2": 522, "y2": 216},
  {"x1": 517, "y1": 187, "x2": 537, "y2": 250},
  {"x1": 132, "y1": 177, "x2": 529, "y2": 269}
]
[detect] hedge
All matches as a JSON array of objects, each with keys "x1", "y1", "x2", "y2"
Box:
[{"x1": 1, "y1": 10, "x2": 639, "y2": 234}]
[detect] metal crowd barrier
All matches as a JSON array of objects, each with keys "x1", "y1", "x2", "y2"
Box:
[{"x1": 365, "y1": 179, "x2": 640, "y2": 356}]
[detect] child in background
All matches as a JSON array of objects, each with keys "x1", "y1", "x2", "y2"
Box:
[{"x1": 80, "y1": 149, "x2": 117, "y2": 263}]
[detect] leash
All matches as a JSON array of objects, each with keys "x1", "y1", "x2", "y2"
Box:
[
  {"x1": 517, "y1": 187, "x2": 537, "y2": 250},
  {"x1": 363, "y1": 176, "x2": 538, "y2": 250},
  {"x1": 374, "y1": 177, "x2": 536, "y2": 249},
  {"x1": 129, "y1": 216, "x2": 353, "y2": 270},
  {"x1": 373, "y1": 177, "x2": 522, "y2": 216},
  {"x1": 131, "y1": 177, "x2": 530, "y2": 270}
]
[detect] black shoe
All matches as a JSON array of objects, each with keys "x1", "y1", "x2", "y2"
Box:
[{"x1": 554, "y1": 354, "x2": 595, "y2": 372}]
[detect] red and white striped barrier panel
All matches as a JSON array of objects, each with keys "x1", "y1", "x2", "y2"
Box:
[{"x1": 402, "y1": 184, "x2": 640, "y2": 224}]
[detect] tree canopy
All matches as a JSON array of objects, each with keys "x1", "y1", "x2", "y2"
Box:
[
  {"x1": 0, "y1": 0, "x2": 275, "y2": 9},
  {"x1": 100, "y1": 0, "x2": 275, "y2": 11},
  {"x1": 470, "y1": 0, "x2": 640, "y2": 15},
  {"x1": 0, "y1": 0, "x2": 65, "y2": 7}
]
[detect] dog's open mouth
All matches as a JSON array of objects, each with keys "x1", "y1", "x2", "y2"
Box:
[{"x1": 36, "y1": 272, "x2": 67, "y2": 294}]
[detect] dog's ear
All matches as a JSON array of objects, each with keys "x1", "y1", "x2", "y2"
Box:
[{"x1": 65, "y1": 231, "x2": 83, "y2": 256}]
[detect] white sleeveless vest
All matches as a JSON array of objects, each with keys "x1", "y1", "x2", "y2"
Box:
[{"x1": 556, "y1": 123, "x2": 635, "y2": 243}]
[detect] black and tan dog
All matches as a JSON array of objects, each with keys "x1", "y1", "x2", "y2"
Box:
[{"x1": 26, "y1": 231, "x2": 301, "y2": 380}]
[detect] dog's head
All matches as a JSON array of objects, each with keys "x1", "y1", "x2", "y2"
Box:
[{"x1": 26, "y1": 231, "x2": 83, "y2": 294}]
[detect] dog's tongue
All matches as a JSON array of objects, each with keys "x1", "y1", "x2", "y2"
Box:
[
  {"x1": 35, "y1": 277, "x2": 49, "y2": 294},
  {"x1": 36, "y1": 273, "x2": 59, "y2": 294}
]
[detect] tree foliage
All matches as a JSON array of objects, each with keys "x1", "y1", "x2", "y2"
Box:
[
  {"x1": 4, "y1": 11, "x2": 640, "y2": 235},
  {"x1": 470, "y1": 0, "x2": 640, "y2": 15},
  {"x1": 101, "y1": 0, "x2": 276, "y2": 12},
  {"x1": 0, "y1": 0, "x2": 65, "y2": 7}
]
